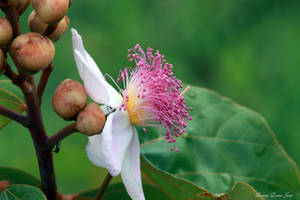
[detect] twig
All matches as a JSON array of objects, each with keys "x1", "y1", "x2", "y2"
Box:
[
  {"x1": 4, "y1": 64, "x2": 31, "y2": 93},
  {"x1": 0, "y1": 104, "x2": 28, "y2": 127},
  {"x1": 37, "y1": 64, "x2": 53, "y2": 104},
  {"x1": 22, "y1": 76, "x2": 57, "y2": 200},
  {"x1": 95, "y1": 173, "x2": 112, "y2": 200},
  {"x1": 3, "y1": 64, "x2": 18, "y2": 82},
  {"x1": 1, "y1": 2, "x2": 58, "y2": 200},
  {"x1": 47, "y1": 123, "x2": 77, "y2": 148},
  {"x1": 4, "y1": 63, "x2": 28, "y2": 85},
  {"x1": 3, "y1": 5, "x2": 21, "y2": 39}
]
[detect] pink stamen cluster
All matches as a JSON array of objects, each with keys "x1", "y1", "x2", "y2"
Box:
[{"x1": 118, "y1": 44, "x2": 192, "y2": 151}]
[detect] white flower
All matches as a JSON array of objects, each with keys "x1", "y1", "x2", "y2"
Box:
[
  {"x1": 71, "y1": 28, "x2": 145, "y2": 200},
  {"x1": 71, "y1": 28, "x2": 191, "y2": 200}
]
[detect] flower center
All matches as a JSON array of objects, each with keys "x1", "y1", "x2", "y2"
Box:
[
  {"x1": 125, "y1": 88, "x2": 148, "y2": 125},
  {"x1": 118, "y1": 44, "x2": 192, "y2": 150}
]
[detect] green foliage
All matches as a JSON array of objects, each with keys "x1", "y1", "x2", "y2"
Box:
[
  {"x1": 0, "y1": 80, "x2": 25, "y2": 130},
  {"x1": 76, "y1": 183, "x2": 169, "y2": 200},
  {"x1": 76, "y1": 157, "x2": 262, "y2": 200},
  {"x1": 1, "y1": 0, "x2": 300, "y2": 195},
  {"x1": 0, "y1": 167, "x2": 40, "y2": 187},
  {"x1": 0, "y1": 185, "x2": 46, "y2": 200},
  {"x1": 141, "y1": 156, "x2": 263, "y2": 200},
  {"x1": 139, "y1": 85, "x2": 300, "y2": 197}
]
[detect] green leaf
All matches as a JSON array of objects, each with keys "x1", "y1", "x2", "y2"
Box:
[
  {"x1": 76, "y1": 157, "x2": 263, "y2": 200},
  {"x1": 0, "y1": 167, "x2": 40, "y2": 187},
  {"x1": 0, "y1": 80, "x2": 25, "y2": 130},
  {"x1": 0, "y1": 184, "x2": 46, "y2": 200},
  {"x1": 141, "y1": 156, "x2": 263, "y2": 200},
  {"x1": 139, "y1": 85, "x2": 300, "y2": 197},
  {"x1": 75, "y1": 183, "x2": 169, "y2": 200}
]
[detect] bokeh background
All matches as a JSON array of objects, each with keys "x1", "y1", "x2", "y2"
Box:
[{"x1": 1, "y1": 0, "x2": 300, "y2": 194}]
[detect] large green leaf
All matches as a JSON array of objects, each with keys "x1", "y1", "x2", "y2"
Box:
[
  {"x1": 75, "y1": 183, "x2": 169, "y2": 200},
  {"x1": 76, "y1": 157, "x2": 262, "y2": 200},
  {"x1": 141, "y1": 156, "x2": 263, "y2": 200},
  {"x1": 0, "y1": 167, "x2": 40, "y2": 187},
  {"x1": 139, "y1": 85, "x2": 300, "y2": 197},
  {"x1": 0, "y1": 80, "x2": 25, "y2": 130},
  {"x1": 0, "y1": 185, "x2": 46, "y2": 200}
]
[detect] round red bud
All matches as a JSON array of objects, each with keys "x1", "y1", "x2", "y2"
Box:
[
  {"x1": 0, "y1": 49, "x2": 6, "y2": 75},
  {"x1": 76, "y1": 102, "x2": 106, "y2": 136},
  {"x1": 0, "y1": 180, "x2": 10, "y2": 193},
  {"x1": 9, "y1": 0, "x2": 31, "y2": 14},
  {"x1": 32, "y1": 0, "x2": 69, "y2": 24},
  {"x1": 28, "y1": 10, "x2": 48, "y2": 34},
  {"x1": 28, "y1": 11, "x2": 69, "y2": 42},
  {"x1": 48, "y1": 16, "x2": 69, "y2": 42},
  {"x1": 52, "y1": 79, "x2": 87, "y2": 120},
  {"x1": 0, "y1": 17, "x2": 13, "y2": 46},
  {"x1": 9, "y1": 32, "x2": 55, "y2": 72}
]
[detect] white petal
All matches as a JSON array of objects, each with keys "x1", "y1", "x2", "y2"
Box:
[
  {"x1": 71, "y1": 29, "x2": 122, "y2": 108},
  {"x1": 121, "y1": 128, "x2": 145, "y2": 200},
  {"x1": 86, "y1": 110, "x2": 134, "y2": 176},
  {"x1": 71, "y1": 28, "x2": 104, "y2": 80}
]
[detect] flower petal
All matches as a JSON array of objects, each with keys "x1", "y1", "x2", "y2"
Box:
[
  {"x1": 71, "y1": 28, "x2": 104, "y2": 80},
  {"x1": 86, "y1": 110, "x2": 133, "y2": 176},
  {"x1": 71, "y1": 28, "x2": 122, "y2": 108},
  {"x1": 121, "y1": 128, "x2": 145, "y2": 200}
]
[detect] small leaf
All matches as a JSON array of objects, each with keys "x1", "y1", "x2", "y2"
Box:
[
  {"x1": 0, "y1": 167, "x2": 40, "y2": 187},
  {"x1": 0, "y1": 80, "x2": 25, "y2": 130},
  {"x1": 139, "y1": 85, "x2": 300, "y2": 196},
  {"x1": 0, "y1": 184, "x2": 46, "y2": 200},
  {"x1": 227, "y1": 183, "x2": 263, "y2": 200}
]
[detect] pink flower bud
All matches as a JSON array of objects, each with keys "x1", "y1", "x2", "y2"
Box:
[
  {"x1": 76, "y1": 102, "x2": 106, "y2": 136},
  {"x1": 0, "y1": 17, "x2": 13, "y2": 46},
  {"x1": 32, "y1": 0, "x2": 69, "y2": 24},
  {"x1": 48, "y1": 16, "x2": 70, "y2": 42},
  {"x1": 9, "y1": 32, "x2": 55, "y2": 72},
  {"x1": 52, "y1": 79, "x2": 87, "y2": 120},
  {"x1": 28, "y1": 11, "x2": 70, "y2": 42},
  {"x1": 0, "y1": 180, "x2": 10, "y2": 193},
  {"x1": 27, "y1": 10, "x2": 48, "y2": 34}
]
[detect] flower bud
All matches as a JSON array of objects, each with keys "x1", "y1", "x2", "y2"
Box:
[
  {"x1": 27, "y1": 10, "x2": 48, "y2": 33},
  {"x1": 32, "y1": 0, "x2": 69, "y2": 24},
  {"x1": 76, "y1": 102, "x2": 106, "y2": 136},
  {"x1": 48, "y1": 16, "x2": 69, "y2": 42},
  {"x1": 52, "y1": 79, "x2": 87, "y2": 120},
  {"x1": 0, "y1": 17, "x2": 13, "y2": 46},
  {"x1": 9, "y1": 0, "x2": 31, "y2": 14},
  {"x1": 0, "y1": 180, "x2": 10, "y2": 193},
  {"x1": 0, "y1": 49, "x2": 6, "y2": 75},
  {"x1": 9, "y1": 32, "x2": 55, "y2": 72},
  {"x1": 28, "y1": 11, "x2": 69, "y2": 42}
]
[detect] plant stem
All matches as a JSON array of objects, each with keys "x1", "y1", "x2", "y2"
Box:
[
  {"x1": 2, "y1": 3, "x2": 59, "y2": 200},
  {"x1": 48, "y1": 123, "x2": 77, "y2": 148},
  {"x1": 0, "y1": 104, "x2": 28, "y2": 127},
  {"x1": 23, "y1": 76, "x2": 57, "y2": 200},
  {"x1": 3, "y1": 5, "x2": 21, "y2": 39},
  {"x1": 37, "y1": 64, "x2": 54, "y2": 104},
  {"x1": 95, "y1": 173, "x2": 112, "y2": 200}
]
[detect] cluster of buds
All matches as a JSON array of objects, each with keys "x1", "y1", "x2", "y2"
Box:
[
  {"x1": 52, "y1": 79, "x2": 106, "y2": 136},
  {"x1": 1, "y1": 0, "x2": 104, "y2": 135},
  {"x1": 0, "y1": 0, "x2": 70, "y2": 74}
]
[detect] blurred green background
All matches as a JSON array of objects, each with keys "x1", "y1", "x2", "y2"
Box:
[{"x1": 1, "y1": 0, "x2": 300, "y2": 194}]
